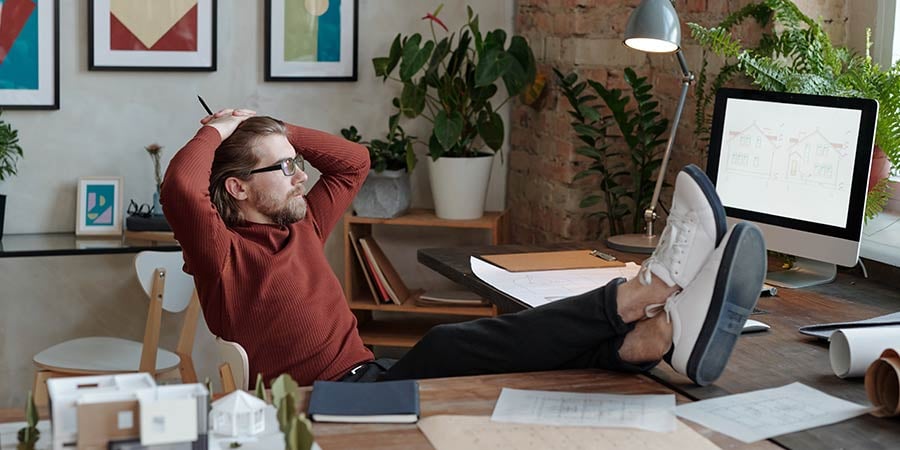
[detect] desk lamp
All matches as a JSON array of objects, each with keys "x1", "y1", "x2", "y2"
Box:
[{"x1": 606, "y1": 0, "x2": 695, "y2": 253}]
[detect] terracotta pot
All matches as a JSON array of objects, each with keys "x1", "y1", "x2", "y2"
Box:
[{"x1": 868, "y1": 146, "x2": 892, "y2": 191}]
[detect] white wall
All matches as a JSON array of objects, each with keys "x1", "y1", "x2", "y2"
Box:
[
  {"x1": 1, "y1": 0, "x2": 514, "y2": 235},
  {"x1": 0, "y1": 0, "x2": 515, "y2": 407}
]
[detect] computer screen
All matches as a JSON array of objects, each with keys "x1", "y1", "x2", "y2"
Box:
[{"x1": 705, "y1": 88, "x2": 878, "y2": 286}]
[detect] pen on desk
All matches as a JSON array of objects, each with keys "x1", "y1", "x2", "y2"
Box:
[
  {"x1": 197, "y1": 95, "x2": 213, "y2": 115},
  {"x1": 590, "y1": 249, "x2": 617, "y2": 261}
]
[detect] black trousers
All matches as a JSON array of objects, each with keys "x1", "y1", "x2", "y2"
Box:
[{"x1": 340, "y1": 278, "x2": 657, "y2": 382}]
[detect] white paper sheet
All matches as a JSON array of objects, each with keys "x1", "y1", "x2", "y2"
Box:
[
  {"x1": 471, "y1": 257, "x2": 641, "y2": 308},
  {"x1": 418, "y1": 415, "x2": 720, "y2": 450},
  {"x1": 491, "y1": 388, "x2": 676, "y2": 432},
  {"x1": 829, "y1": 326, "x2": 900, "y2": 378},
  {"x1": 676, "y1": 382, "x2": 872, "y2": 443}
]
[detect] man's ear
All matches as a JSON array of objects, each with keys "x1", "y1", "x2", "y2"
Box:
[{"x1": 224, "y1": 177, "x2": 250, "y2": 201}]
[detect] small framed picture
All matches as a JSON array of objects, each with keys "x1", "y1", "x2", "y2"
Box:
[
  {"x1": 0, "y1": 0, "x2": 59, "y2": 109},
  {"x1": 88, "y1": 0, "x2": 217, "y2": 71},
  {"x1": 76, "y1": 177, "x2": 124, "y2": 236},
  {"x1": 265, "y1": 0, "x2": 358, "y2": 81}
]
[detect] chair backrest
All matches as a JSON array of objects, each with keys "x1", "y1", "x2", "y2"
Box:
[
  {"x1": 135, "y1": 251, "x2": 194, "y2": 312},
  {"x1": 216, "y1": 337, "x2": 250, "y2": 391}
]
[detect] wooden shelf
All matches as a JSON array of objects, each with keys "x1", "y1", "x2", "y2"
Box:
[
  {"x1": 348, "y1": 295, "x2": 496, "y2": 317},
  {"x1": 357, "y1": 318, "x2": 452, "y2": 348},
  {"x1": 345, "y1": 208, "x2": 505, "y2": 230},
  {"x1": 344, "y1": 208, "x2": 507, "y2": 348}
]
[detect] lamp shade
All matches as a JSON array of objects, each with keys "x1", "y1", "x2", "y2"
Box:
[{"x1": 624, "y1": 0, "x2": 681, "y2": 53}]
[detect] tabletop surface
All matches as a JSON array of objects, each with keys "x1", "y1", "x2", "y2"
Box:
[{"x1": 418, "y1": 241, "x2": 900, "y2": 450}]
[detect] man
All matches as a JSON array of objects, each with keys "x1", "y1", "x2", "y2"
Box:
[{"x1": 161, "y1": 108, "x2": 765, "y2": 387}]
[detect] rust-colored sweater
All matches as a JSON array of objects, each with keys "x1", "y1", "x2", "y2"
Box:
[{"x1": 160, "y1": 124, "x2": 374, "y2": 385}]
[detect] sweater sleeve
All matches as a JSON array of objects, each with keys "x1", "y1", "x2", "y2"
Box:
[
  {"x1": 159, "y1": 126, "x2": 232, "y2": 280},
  {"x1": 286, "y1": 123, "x2": 370, "y2": 242}
]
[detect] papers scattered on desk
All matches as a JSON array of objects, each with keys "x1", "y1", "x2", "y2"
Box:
[
  {"x1": 491, "y1": 388, "x2": 676, "y2": 432},
  {"x1": 675, "y1": 382, "x2": 872, "y2": 443},
  {"x1": 418, "y1": 415, "x2": 720, "y2": 450},
  {"x1": 470, "y1": 257, "x2": 641, "y2": 308}
]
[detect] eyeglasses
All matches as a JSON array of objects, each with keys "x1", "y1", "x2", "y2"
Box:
[
  {"x1": 247, "y1": 154, "x2": 305, "y2": 177},
  {"x1": 128, "y1": 199, "x2": 154, "y2": 218}
]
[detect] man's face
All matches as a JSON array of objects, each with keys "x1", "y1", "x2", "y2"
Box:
[{"x1": 246, "y1": 134, "x2": 308, "y2": 225}]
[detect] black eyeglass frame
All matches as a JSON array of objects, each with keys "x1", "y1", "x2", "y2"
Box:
[
  {"x1": 247, "y1": 154, "x2": 305, "y2": 177},
  {"x1": 128, "y1": 199, "x2": 154, "y2": 218}
]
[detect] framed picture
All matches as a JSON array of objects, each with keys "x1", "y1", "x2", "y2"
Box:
[
  {"x1": 76, "y1": 177, "x2": 124, "y2": 236},
  {"x1": 265, "y1": 0, "x2": 358, "y2": 81},
  {"x1": 0, "y1": 0, "x2": 59, "y2": 109},
  {"x1": 88, "y1": 0, "x2": 217, "y2": 71}
]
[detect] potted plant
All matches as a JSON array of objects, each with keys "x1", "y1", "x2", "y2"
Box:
[
  {"x1": 689, "y1": 0, "x2": 900, "y2": 219},
  {"x1": 0, "y1": 110, "x2": 23, "y2": 239},
  {"x1": 373, "y1": 5, "x2": 538, "y2": 219},
  {"x1": 341, "y1": 112, "x2": 417, "y2": 218}
]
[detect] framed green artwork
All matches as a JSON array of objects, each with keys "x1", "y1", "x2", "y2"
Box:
[
  {"x1": 265, "y1": 0, "x2": 358, "y2": 81},
  {"x1": 0, "y1": 0, "x2": 59, "y2": 109},
  {"x1": 76, "y1": 176, "x2": 124, "y2": 236}
]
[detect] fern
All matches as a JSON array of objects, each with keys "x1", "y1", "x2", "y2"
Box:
[{"x1": 866, "y1": 179, "x2": 893, "y2": 223}]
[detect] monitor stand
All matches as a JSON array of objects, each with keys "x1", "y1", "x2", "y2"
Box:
[{"x1": 765, "y1": 257, "x2": 837, "y2": 289}]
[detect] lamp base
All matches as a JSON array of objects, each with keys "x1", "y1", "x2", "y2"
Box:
[{"x1": 606, "y1": 233, "x2": 659, "y2": 254}]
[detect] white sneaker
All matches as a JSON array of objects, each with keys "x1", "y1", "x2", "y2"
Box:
[
  {"x1": 663, "y1": 222, "x2": 767, "y2": 386},
  {"x1": 639, "y1": 164, "x2": 727, "y2": 288}
]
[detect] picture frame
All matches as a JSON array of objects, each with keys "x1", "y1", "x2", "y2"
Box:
[
  {"x1": 0, "y1": 0, "x2": 59, "y2": 109},
  {"x1": 76, "y1": 177, "x2": 124, "y2": 236},
  {"x1": 265, "y1": 0, "x2": 358, "y2": 81},
  {"x1": 88, "y1": 0, "x2": 217, "y2": 71}
]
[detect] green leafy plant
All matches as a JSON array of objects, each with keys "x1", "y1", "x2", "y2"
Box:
[
  {"x1": 17, "y1": 390, "x2": 39, "y2": 450},
  {"x1": 689, "y1": 0, "x2": 900, "y2": 218},
  {"x1": 341, "y1": 114, "x2": 417, "y2": 173},
  {"x1": 0, "y1": 110, "x2": 23, "y2": 183},
  {"x1": 555, "y1": 67, "x2": 669, "y2": 235},
  {"x1": 373, "y1": 4, "x2": 537, "y2": 160}
]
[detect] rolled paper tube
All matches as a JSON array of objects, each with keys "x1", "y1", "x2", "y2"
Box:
[
  {"x1": 865, "y1": 348, "x2": 900, "y2": 417},
  {"x1": 829, "y1": 327, "x2": 900, "y2": 378}
]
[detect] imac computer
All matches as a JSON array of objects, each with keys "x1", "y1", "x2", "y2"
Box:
[{"x1": 705, "y1": 88, "x2": 878, "y2": 288}]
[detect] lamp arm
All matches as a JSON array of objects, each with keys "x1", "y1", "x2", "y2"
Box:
[{"x1": 643, "y1": 49, "x2": 695, "y2": 237}]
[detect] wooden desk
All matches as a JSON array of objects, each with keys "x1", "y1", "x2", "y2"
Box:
[
  {"x1": 417, "y1": 243, "x2": 900, "y2": 450},
  {"x1": 0, "y1": 370, "x2": 774, "y2": 450}
]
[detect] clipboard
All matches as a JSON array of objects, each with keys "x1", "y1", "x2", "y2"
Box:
[{"x1": 479, "y1": 250, "x2": 625, "y2": 272}]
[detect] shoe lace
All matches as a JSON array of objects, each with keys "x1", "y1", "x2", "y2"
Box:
[
  {"x1": 638, "y1": 211, "x2": 693, "y2": 286},
  {"x1": 643, "y1": 293, "x2": 678, "y2": 322}
]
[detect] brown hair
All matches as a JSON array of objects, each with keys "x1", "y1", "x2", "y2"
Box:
[{"x1": 209, "y1": 116, "x2": 287, "y2": 226}]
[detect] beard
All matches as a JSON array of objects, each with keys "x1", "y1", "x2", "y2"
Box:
[{"x1": 253, "y1": 186, "x2": 308, "y2": 226}]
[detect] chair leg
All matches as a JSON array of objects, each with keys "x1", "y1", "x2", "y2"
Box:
[
  {"x1": 219, "y1": 363, "x2": 237, "y2": 395},
  {"x1": 32, "y1": 370, "x2": 62, "y2": 408},
  {"x1": 177, "y1": 354, "x2": 198, "y2": 384}
]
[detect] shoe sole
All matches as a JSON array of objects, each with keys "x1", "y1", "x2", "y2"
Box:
[
  {"x1": 686, "y1": 222, "x2": 766, "y2": 386},
  {"x1": 682, "y1": 164, "x2": 727, "y2": 247}
]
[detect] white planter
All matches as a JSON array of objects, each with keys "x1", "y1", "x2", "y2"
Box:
[
  {"x1": 428, "y1": 154, "x2": 494, "y2": 220},
  {"x1": 352, "y1": 169, "x2": 411, "y2": 218}
]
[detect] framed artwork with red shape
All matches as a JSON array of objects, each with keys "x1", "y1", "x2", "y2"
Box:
[
  {"x1": 88, "y1": 0, "x2": 217, "y2": 71},
  {"x1": 0, "y1": 0, "x2": 59, "y2": 109}
]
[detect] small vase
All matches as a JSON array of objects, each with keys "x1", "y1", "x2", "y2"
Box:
[
  {"x1": 868, "y1": 146, "x2": 892, "y2": 191},
  {"x1": 352, "y1": 169, "x2": 411, "y2": 218},
  {"x1": 152, "y1": 189, "x2": 163, "y2": 216},
  {"x1": 428, "y1": 154, "x2": 494, "y2": 220}
]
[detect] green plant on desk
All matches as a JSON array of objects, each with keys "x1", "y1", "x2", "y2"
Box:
[
  {"x1": 16, "y1": 390, "x2": 39, "y2": 450},
  {"x1": 689, "y1": 0, "x2": 900, "y2": 220}
]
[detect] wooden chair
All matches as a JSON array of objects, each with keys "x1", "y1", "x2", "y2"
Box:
[
  {"x1": 216, "y1": 337, "x2": 249, "y2": 394},
  {"x1": 31, "y1": 250, "x2": 200, "y2": 406}
]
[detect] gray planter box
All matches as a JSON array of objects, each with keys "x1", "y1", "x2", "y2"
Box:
[{"x1": 352, "y1": 169, "x2": 411, "y2": 218}]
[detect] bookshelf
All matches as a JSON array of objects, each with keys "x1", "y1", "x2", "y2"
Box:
[{"x1": 343, "y1": 208, "x2": 507, "y2": 347}]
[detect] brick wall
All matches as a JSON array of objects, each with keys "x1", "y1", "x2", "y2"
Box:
[{"x1": 508, "y1": 0, "x2": 849, "y2": 243}]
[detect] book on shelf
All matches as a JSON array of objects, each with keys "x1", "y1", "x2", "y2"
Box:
[
  {"x1": 307, "y1": 379, "x2": 420, "y2": 423},
  {"x1": 358, "y1": 236, "x2": 414, "y2": 305},
  {"x1": 347, "y1": 229, "x2": 385, "y2": 304},
  {"x1": 414, "y1": 289, "x2": 489, "y2": 307}
]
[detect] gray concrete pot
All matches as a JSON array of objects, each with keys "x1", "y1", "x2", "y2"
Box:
[{"x1": 352, "y1": 169, "x2": 411, "y2": 218}]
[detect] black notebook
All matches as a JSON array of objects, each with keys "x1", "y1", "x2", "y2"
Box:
[{"x1": 307, "y1": 380, "x2": 420, "y2": 423}]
